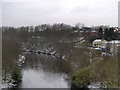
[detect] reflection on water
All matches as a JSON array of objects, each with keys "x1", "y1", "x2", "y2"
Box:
[{"x1": 18, "y1": 53, "x2": 71, "y2": 88}]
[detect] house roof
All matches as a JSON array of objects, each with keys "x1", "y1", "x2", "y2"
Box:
[
  {"x1": 93, "y1": 39, "x2": 102, "y2": 42},
  {"x1": 82, "y1": 27, "x2": 91, "y2": 29},
  {"x1": 91, "y1": 30, "x2": 96, "y2": 32},
  {"x1": 109, "y1": 40, "x2": 120, "y2": 44},
  {"x1": 93, "y1": 48, "x2": 101, "y2": 50},
  {"x1": 93, "y1": 39, "x2": 107, "y2": 43}
]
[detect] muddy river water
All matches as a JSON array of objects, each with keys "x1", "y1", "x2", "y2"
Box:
[{"x1": 18, "y1": 53, "x2": 71, "y2": 88}]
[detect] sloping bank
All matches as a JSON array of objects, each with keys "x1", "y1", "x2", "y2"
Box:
[
  {"x1": 2, "y1": 36, "x2": 22, "y2": 88},
  {"x1": 71, "y1": 56, "x2": 118, "y2": 88}
]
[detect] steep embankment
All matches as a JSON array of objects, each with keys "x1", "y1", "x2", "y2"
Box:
[
  {"x1": 2, "y1": 33, "x2": 22, "y2": 88},
  {"x1": 71, "y1": 56, "x2": 118, "y2": 88}
]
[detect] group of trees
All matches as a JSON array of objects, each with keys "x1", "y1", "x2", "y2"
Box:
[
  {"x1": 98, "y1": 27, "x2": 118, "y2": 41},
  {"x1": 2, "y1": 23, "x2": 119, "y2": 88},
  {"x1": 2, "y1": 23, "x2": 78, "y2": 38},
  {"x1": 87, "y1": 26, "x2": 119, "y2": 43},
  {"x1": 2, "y1": 23, "x2": 78, "y2": 74}
]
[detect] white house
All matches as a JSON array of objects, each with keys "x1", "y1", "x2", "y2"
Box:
[{"x1": 92, "y1": 39, "x2": 107, "y2": 48}]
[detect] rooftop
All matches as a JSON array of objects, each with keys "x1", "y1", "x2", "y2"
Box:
[
  {"x1": 93, "y1": 39, "x2": 102, "y2": 42},
  {"x1": 109, "y1": 40, "x2": 120, "y2": 43}
]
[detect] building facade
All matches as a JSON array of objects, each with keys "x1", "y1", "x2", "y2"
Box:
[{"x1": 92, "y1": 39, "x2": 107, "y2": 48}]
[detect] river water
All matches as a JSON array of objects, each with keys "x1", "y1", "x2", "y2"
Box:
[{"x1": 18, "y1": 52, "x2": 71, "y2": 88}]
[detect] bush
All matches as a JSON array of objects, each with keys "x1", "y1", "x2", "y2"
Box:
[
  {"x1": 11, "y1": 67, "x2": 22, "y2": 83},
  {"x1": 71, "y1": 67, "x2": 93, "y2": 88}
]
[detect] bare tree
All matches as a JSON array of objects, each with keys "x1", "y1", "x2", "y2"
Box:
[{"x1": 75, "y1": 23, "x2": 85, "y2": 29}]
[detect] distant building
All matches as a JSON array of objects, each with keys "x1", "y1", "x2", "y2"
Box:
[
  {"x1": 92, "y1": 39, "x2": 107, "y2": 48},
  {"x1": 113, "y1": 27, "x2": 119, "y2": 32},
  {"x1": 92, "y1": 38, "x2": 120, "y2": 56},
  {"x1": 79, "y1": 27, "x2": 99, "y2": 36},
  {"x1": 108, "y1": 40, "x2": 120, "y2": 56}
]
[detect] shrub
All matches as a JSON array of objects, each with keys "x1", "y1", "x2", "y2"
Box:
[
  {"x1": 71, "y1": 67, "x2": 93, "y2": 88},
  {"x1": 11, "y1": 67, "x2": 22, "y2": 83}
]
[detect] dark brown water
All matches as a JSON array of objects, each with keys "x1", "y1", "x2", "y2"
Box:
[{"x1": 18, "y1": 53, "x2": 71, "y2": 88}]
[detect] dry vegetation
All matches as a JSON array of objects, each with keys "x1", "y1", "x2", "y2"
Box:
[
  {"x1": 90, "y1": 56, "x2": 118, "y2": 88},
  {"x1": 2, "y1": 30, "x2": 22, "y2": 83},
  {"x1": 2, "y1": 37, "x2": 20, "y2": 73},
  {"x1": 67, "y1": 48, "x2": 90, "y2": 73},
  {"x1": 72, "y1": 56, "x2": 118, "y2": 88}
]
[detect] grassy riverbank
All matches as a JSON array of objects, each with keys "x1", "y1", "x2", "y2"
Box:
[{"x1": 71, "y1": 56, "x2": 118, "y2": 88}]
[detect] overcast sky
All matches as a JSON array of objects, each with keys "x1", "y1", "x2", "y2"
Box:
[{"x1": 1, "y1": 0, "x2": 120, "y2": 27}]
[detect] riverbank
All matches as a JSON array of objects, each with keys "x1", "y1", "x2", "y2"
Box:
[
  {"x1": 2, "y1": 31, "x2": 23, "y2": 88},
  {"x1": 2, "y1": 25, "x2": 119, "y2": 88},
  {"x1": 2, "y1": 54, "x2": 25, "y2": 88},
  {"x1": 17, "y1": 53, "x2": 71, "y2": 88},
  {"x1": 71, "y1": 56, "x2": 118, "y2": 88}
]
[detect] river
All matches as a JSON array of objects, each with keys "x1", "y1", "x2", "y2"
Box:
[{"x1": 18, "y1": 52, "x2": 71, "y2": 88}]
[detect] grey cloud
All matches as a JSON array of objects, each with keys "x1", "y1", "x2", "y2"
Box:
[
  {"x1": 71, "y1": 5, "x2": 90, "y2": 13},
  {"x1": 2, "y1": 0, "x2": 119, "y2": 27}
]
